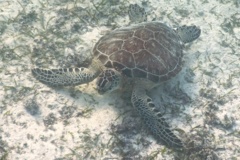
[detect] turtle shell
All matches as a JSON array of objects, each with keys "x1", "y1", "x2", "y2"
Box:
[{"x1": 93, "y1": 22, "x2": 183, "y2": 83}]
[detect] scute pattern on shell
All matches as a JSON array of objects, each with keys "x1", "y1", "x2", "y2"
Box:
[{"x1": 93, "y1": 22, "x2": 183, "y2": 83}]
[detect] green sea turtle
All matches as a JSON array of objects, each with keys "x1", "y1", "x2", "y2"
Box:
[{"x1": 32, "y1": 7, "x2": 200, "y2": 149}]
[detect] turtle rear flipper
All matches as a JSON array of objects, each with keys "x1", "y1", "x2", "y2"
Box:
[
  {"x1": 128, "y1": 4, "x2": 147, "y2": 23},
  {"x1": 32, "y1": 67, "x2": 98, "y2": 86},
  {"x1": 177, "y1": 25, "x2": 201, "y2": 43},
  {"x1": 131, "y1": 85, "x2": 184, "y2": 149}
]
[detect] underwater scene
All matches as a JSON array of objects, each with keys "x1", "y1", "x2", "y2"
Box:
[{"x1": 0, "y1": 0, "x2": 239, "y2": 159}]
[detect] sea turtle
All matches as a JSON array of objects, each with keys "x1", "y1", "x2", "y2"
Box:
[{"x1": 32, "y1": 19, "x2": 200, "y2": 149}]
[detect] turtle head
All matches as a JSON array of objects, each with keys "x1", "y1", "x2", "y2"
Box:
[{"x1": 96, "y1": 69, "x2": 122, "y2": 94}]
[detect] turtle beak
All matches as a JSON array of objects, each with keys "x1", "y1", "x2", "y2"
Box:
[
  {"x1": 97, "y1": 89, "x2": 105, "y2": 95},
  {"x1": 95, "y1": 86, "x2": 106, "y2": 95}
]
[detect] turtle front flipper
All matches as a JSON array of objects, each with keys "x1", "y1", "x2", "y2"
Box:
[
  {"x1": 32, "y1": 67, "x2": 99, "y2": 86},
  {"x1": 131, "y1": 86, "x2": 184, "y2": 149}
]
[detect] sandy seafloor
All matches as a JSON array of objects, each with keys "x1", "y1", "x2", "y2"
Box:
[{"x1": 0, "y1": 0, "x2": 239, "y2": 159}]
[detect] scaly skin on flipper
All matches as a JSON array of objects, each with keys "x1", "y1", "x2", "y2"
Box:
[
  {"x1": 32, "y1": 67, "x2": 98, "y2": 86},
  {"x1": 131, "y1": 84, "x2": 183, "y2": 149},
  {"x1": 176, "y1": 25, "x2": 201, "y2": 44},
  {"x1": 128, "y1": 4, "x2": 147, "y2": 23},
  {"x1": 32, "y1": 58, "x2": 103, "y2": 86}
]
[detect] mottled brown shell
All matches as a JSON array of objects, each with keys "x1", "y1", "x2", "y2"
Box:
[{"x1": 93, "y1": 22, "x2": 183, "y2": 83}]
